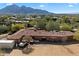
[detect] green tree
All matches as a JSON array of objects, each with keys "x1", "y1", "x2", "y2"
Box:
[
  {"x1": 11, "y1": 24, "x2": 25, "y2": 33},
  {"x1": 72, "y1": 23, "x2": 79, "y2": 29},
  {"x1": 29, "y1": 20, "x2": 37, "y2": 27},
  {"x1": 36, "y1": 20, "x2": 46, "y2": 29},
  {"x1": 73, "y1": 29, "x2": 79, "y2": 40},
  {"x1": 0, "y1": 25, "x2": 9, "y2": 34},
  {"x1": 46, "y1": 20, "x2": 53, "y2": 31},
  {"x1": 46, "y1": 20, "x2": 59, "y2": 31},
  {"x1": 44, "y1": 16, "x2": 52, "y2": 21},
  {"x1": 60, "y1": 16, "x2": 69, "y2": 24},
  {"x1": 60, "y1": 23, "x2": 72, "y2": 31}
]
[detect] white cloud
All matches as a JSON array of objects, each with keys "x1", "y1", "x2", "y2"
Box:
[
  {"x1": 68, "y1": 4, "x2": 74, "y2": 7},
  {"x1": 39, "y1": 5, "x2": 45, "y2": 7},
  {"x1": 6, "y1": 3, "x2": 13, "y2": 6}
]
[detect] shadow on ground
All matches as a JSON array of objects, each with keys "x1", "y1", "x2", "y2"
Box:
[
  {"x1": 32, "y1": 40, "x2": 79, "y2": 45},
  {"x1": 1, "y1": 48, "x2": 13, "y2": 54}
]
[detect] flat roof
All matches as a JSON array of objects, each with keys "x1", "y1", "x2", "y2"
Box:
[{"x1": 7, "y1": 29, "x2": 74, "y2": 40}]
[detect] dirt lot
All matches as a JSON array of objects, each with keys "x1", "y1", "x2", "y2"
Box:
[{"x1": 9, "y1": 43, "x2": 79, "y2": 56}]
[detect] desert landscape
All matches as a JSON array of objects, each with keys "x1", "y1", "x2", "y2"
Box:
[{"x1": 0, "y1": 3, "x2": 79, "y2": 56}]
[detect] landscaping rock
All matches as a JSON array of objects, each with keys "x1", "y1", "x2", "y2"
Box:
[{"x1": 22, "y1": 46, "x2": 33, "y2": 54}]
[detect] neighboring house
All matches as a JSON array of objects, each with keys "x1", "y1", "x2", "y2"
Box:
[{"x1": 23, "y1": 18, "x2": 31, "y2": 20}]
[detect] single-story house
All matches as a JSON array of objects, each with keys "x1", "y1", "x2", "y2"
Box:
[{"x1": 7, "y1": 29, "x2": 74, "y2": 42}]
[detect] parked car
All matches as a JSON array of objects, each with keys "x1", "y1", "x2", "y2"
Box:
[{"x1": 18, "y1": 42, "x2": 28, "y2": 48}]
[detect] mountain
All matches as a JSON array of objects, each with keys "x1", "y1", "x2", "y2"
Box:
[{"x1": 0, "y1": 4, "x2": 52, "y2": 15}]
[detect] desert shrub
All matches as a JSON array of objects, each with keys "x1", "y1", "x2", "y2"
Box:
[
  {"x1": 22, "y1": 35, "x2": 33, "y2": 43},
  {"x1": 36, "y1": 20, "x2": 46, "y2": 30},
  {"x1": 72, "y1": 23, "x2": 79, "y2": 29},
  {"x1": 46, "y1": 20, "x2": 60, "y2": 31},
  {"x1": 45, "y1": 20, "x2": 54, "y2": 31},
  {"x1": 22, "y1": 45, "x2": 33, "y2": 54},
  {"x1": 29, "y1": 20, "x2": 37, "y2": 27},
  {"x1": 0, "y1": 25, "x2": 9, "y2": 34},
  {"x1": 11, "y1": 24, "x2": 25, "y2": 33},
  {"x1": 60, "y1": 23, "x2": 72, "y2": 31},
  {"x1": 73, "y1": 29, "x2": 79, "y2": 40}
]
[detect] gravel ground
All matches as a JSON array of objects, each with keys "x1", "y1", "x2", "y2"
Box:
[{"x1": 9, "y1": 44, "x2": 79, "y2": 56}]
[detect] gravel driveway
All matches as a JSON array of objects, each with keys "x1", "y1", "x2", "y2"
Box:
[{"x1": 9, "y1": 44, "x2": 79, "y2": 56}]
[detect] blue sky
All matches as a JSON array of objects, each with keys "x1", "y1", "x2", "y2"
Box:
[{"x1": 0, "y1": 3, "x2": 79, "y2": 14}]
